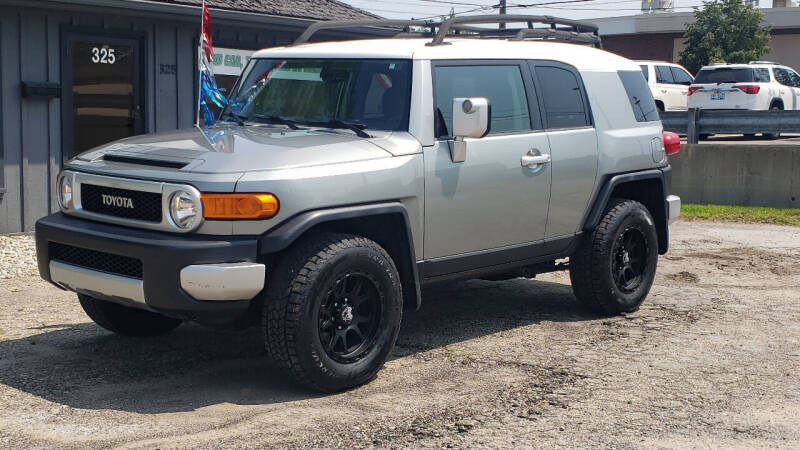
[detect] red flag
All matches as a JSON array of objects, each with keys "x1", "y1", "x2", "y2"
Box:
[{"x1": 202, "y1": 1, "x2": 213, "y2": 62}]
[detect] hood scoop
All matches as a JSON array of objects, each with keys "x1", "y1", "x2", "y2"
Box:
[{"x1": 103, "y1": 153, "x2": 189, "y2": 169}]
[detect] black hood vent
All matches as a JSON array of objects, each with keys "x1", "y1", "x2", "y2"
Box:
[{"x1": 103, "y1": 154, "x2": 188, "y2": 169}]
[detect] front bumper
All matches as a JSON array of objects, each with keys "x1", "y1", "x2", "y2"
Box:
[{"x1": 36, "y1": 213, "x2": 263, "y2": 325}]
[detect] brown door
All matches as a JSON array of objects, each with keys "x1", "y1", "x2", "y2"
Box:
[{"x1": 62, "y1": 33, "x2": 144, "y2": 159}]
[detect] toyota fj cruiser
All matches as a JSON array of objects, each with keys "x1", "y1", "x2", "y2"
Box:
[{"x1": 36, "y1": 16, "x2": 682, "y2": 392}]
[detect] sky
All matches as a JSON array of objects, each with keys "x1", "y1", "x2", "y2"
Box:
[{"x1": 338, "y1": 0, "x2": 776, "y2": 21}]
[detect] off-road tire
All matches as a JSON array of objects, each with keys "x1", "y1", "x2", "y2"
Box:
[
  {"x1": 569, "y1": 199, "x2": 659, "y2": 315},
  {"x1": 764, "y1": 105, "x2": 782, "y2": 140},
  {"x1": 78, "y1": 294, "x2": 182, "y2": 337},
  {"x1": 264, "y1": 232, "x2": 403, "y2": 392}
]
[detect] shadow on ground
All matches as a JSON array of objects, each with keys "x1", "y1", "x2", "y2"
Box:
[{"x1": 0, "y1": 278, "x2": 594, "y2": 414}]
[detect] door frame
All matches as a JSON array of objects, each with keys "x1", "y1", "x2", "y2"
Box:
[{"x1": 60, "y1": 26, "x2": 147, "y2": 163}]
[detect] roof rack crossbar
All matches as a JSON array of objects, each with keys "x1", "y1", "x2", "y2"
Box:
[
  {"x1": 293, "y1": 19, "x2": 437, "y2": 45},
  {"x1": 426, "y1": 14, "x2": 599, "y2": 46},
  {"x1": 510, "y1": 28, "x2": 602, "y2": 47}
]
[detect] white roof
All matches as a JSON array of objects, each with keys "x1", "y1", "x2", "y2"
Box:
[{"x1": 253, "y1": 38, "x2": 640, "y2": 72}]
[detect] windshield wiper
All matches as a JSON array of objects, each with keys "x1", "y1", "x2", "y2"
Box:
[
  {"x1": 221, "y1": 112, "x2": 246, "y2": 126},
  {"x1": 312, "y1": 119, "x2": 371, "y2": 138},
  {"x1": 253, "y1": 115, "x2": 301, "y2": 130}
]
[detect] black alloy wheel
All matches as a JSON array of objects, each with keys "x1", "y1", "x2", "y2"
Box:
[
  {"x1": 318, "y1": 272, "x2": 383, "y2": 364},
  {"x1": 612, "y1": 226, "x2": 649, "y2": 294}
]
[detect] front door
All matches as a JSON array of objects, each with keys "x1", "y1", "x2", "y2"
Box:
[
  {"x1": 62, "y1": 32, "x2": 144, "y2": 159},
  {"x1": 424, "y1": 61, "x2": 551, "y2": 261}
]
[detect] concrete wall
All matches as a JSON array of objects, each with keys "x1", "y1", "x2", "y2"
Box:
[{"x1": 670, "y1": 144, "x2": 800, "y2": 208}]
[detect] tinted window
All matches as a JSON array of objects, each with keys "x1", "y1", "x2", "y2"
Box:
[
  {"x1": 536, "y1": 66, "x2": 589, "y2": 128},
  {"x1": 694, "y1": 68, "x2": 754, "y2": 84},
  {"x1": 670, "y1": 67, "x2": 693, "y2": 84},
  {"x1": 788, "y1": 70, "x2": 800, "y2": 87},
  {"x1": 639, "y1": 65, "x2": 649, "y2": 81},
  {"x1": 656, "y1": 65, "x2": 674, "y2": 83},
  {"x1": 774, "y1": 68, "x2": 792, "y2": 86},
  {"x1": 754, "y1": 68, "x2": 771, "y2": 82},
  {"x1": 434, "y1": 65, "x2": 531, "y2": 137},
  {"x1": 618, "y1": 71, "x2": 660, "y2": 122}
]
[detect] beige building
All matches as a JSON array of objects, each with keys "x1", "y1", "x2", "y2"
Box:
[{"x1": 593, "y1": 7, "x2": 800, "y2": 72}]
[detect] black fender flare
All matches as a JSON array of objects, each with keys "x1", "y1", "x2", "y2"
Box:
[
  {"x1": 257, "y1": 202, "x2": 422, "y2": 310},
  {"x1": 583, "y1": 167, "x2": 670, "y2": 254}
]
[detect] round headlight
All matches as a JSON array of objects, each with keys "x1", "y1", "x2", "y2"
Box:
[
  {"x1": 169, "y1": 190, "x2": 200, "y2": 230},
  {"x1": 57, "y1": 174, "x2": 73, "y2": 210}
]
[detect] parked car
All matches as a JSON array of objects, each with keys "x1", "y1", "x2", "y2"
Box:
[
  {"x1": 636, "y1": 61, "x2": 694, "y2": 112},
  {"x1": 35, "y1": 16, "x2": 681, "y2": 392},
  {"x1": 688, "y1": 61, "x2": 800, "y2": 138}
]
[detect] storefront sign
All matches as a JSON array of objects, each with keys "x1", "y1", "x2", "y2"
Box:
[{"x1": 208, "y1": 47, "x2": 253, "y2": 76}]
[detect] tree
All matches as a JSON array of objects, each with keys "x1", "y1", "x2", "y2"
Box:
[{"x1": 679, "y1": 0, "x2": 771, "y2": 75}]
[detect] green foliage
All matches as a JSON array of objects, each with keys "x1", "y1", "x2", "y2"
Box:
[
  {"x1": 679, "y1": 0, "x2": 771, "y2": 74},
  {"x1": 681, "y1": 204, "x2": 800, "y2": 226}
]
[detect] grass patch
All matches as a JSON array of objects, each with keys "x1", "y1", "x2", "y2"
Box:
[{"x1": 681, "y1": 204, "x2": 800, "y2": 227}]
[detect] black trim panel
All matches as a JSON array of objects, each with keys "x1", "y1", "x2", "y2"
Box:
[{"x1": 419, "y1": 233, "x2": 580, "y2": 283}]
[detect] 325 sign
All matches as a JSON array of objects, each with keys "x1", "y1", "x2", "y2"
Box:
[{"x1": 91, "y1": 46, "x2": 116, "y2": 65}]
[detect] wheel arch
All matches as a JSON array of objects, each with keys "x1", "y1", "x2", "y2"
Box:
[
  {"x1": 583, "y1": 168, "x2": 670, "y2": 255},
  {"x1": 770, "y1": 98, "x2": 784, "y2": 109},
  {"x1": 258, "y1": 203, "x2": 422, "y2": 310}
]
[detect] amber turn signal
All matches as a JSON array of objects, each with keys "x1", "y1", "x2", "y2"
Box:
[{"x1": 201, "y1": 193, "x2": 279, "y2": 220}]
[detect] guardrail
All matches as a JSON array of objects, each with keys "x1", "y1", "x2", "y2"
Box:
[{"x1": 660, "y1": 109, "x2": 800, "y2": 144}]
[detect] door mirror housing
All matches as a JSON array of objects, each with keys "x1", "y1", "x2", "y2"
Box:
[{"x1": 450, "y1": 97, "x2": 489, "y2": 163}]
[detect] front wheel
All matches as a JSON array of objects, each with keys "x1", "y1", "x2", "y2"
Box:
[
  {"x1": 569, "y1": 199, "x2": 659, "y2": 315},
  {"x1": 264, "y1": 233, "x2": 403, "y2": 392}
]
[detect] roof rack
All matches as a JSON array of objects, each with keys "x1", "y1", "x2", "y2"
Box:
[
  {"x1": 291, "y1": 15, "x2": 601, "y2": 48},
  {"x1": 427, "y1": 15, "x2": 600, "y2": 47},
  {"x1": 293, "y1": 19, "x2": 439, "y2": 45},
  {"x1": 749, "y1": 60, "x2": 780, "y2": 65}
]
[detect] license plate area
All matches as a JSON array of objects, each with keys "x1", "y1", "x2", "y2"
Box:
[{"x1": 710, "y1": 92, "x2": 726, "y2": 100}]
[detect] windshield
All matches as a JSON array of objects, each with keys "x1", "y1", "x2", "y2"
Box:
[
  {"x1": 694, "y1": 68, "x2": 753, "y2": 84},
  {"x1": 222, "y1": 58, "x2": 412, "y2": 132}
]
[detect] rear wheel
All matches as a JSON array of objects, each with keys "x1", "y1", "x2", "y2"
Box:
[
  {"x1": 264, "y1": 232, "x2": 403, "y2": 392},
  {"x1": 764, "y1": 105, "x2": 782, "y2": 140},
  {"x1": 569, "y1": 199, "x2": 659, "y2": 315},
  {"x1": 78, "y1": 294, "x2": 182, "y2": 337}
]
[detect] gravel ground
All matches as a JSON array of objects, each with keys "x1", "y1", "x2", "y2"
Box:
[
  {"x1": 0, "y1": 234, "x2": 37, "y2": 279},
  {"x1": 0, "y1": 221, "x2": 799, "y2": 448}
]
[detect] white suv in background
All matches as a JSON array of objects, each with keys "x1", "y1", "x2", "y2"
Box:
[
  {"x1": 688, "y1": 62, "x2": 800, "y2": 112},
  {"x1": 636, "y1": 61, "x2": 694, "y2": 111}
]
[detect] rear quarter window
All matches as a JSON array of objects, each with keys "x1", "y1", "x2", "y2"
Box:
[{"x1": 618, "y1": 70, "x2": 660, "y2": 123}]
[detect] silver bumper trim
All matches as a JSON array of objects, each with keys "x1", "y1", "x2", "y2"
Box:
[
  {"x1": 667, "y1": 195, "x2": 681, "y2": 224},
  {"x1": 49, "y1": 261, "x2": 149, "y2": 308},
  {"x1": 180, "y1": 262, "x2": 265, "y2": 301}
]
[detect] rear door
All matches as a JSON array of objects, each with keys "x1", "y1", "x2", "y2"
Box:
[
  {"x1": 528, "y1": 61, "x2": 598, "y2": 242},
  {"x1": 423, "y1": 61, "x2": 552, "y2": 262},
  {"x1": 669, "y1": 66, "x2": 693, "y2": 110},
  {"x1": 774, "y1": 67, "x2": 800, "y2": 110},
  {"x1": 655, "y1": 65, "x2": 683, "y2": 110}
]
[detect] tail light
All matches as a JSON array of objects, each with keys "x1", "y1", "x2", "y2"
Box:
[
  {"x1": 732, "y1": 84, "x2": 760, "y2": 94},
  {"x1": 663, "y1": 132, "x2": 681, "y2": 156},
  {"x1": 687, "y1": 86, "x2": 703, "y2": 96}
]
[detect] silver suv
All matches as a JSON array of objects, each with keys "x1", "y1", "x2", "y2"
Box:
[{"x1": 35, "y1": 16, "x2": 681, "y2": 392}]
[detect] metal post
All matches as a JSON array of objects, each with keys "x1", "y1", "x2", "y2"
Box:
[
  {"x1": 499, "y1": 0, "x2": 506, "y2": 30},
  {"x1": 687, "y1": 108, "x2": 699, "y2": 144}
]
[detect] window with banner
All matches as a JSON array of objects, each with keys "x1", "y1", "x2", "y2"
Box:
[{"x1": 205, "y1": 47, "x2": 254, "y2": 116}]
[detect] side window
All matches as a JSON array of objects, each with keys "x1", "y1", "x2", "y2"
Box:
[
  {"x1": 754, "y1": 68, "x2": 771, "y2": 82},
  {"x1": 788, "y1": 70, "x2": 800, "y2": 87},
  {"x1": 670, "y1": 67, "x2": 693, "y2": 85},
  {"x1": 535, "y1": 65, "x2": 590, "y2": 129},
  {"x1": 639, "y1": 64, "x2": 650, "y2": 81},
  {"x1": 434, "y1": 65, "x2": 532, "y2": 137},
  {"x1": 656, "y1": 65, "x2": 674, "y2": 84},
  {"x1": 774, "y1": 68, "x2": 792, "y2": 86},
  {"x1": 618, "y1": 71, "x2": 660, "y2": 122}
]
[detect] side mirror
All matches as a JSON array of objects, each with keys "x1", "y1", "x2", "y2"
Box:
[{"x1": 450, "y1": 97, "x2": 489, "y2": 163}]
